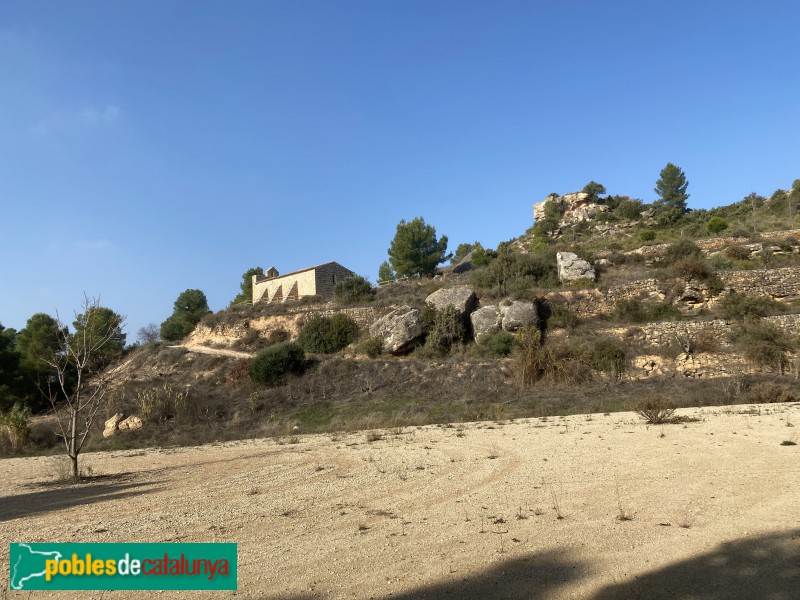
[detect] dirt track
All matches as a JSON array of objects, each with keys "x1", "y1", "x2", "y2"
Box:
[{"x1": 2, "y1": 403, "x2": 799, "y2": 599}]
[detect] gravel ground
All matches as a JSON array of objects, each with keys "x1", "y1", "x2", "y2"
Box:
[{"x1": 2, "y1": 402, "x2": 799, "y2": 599}]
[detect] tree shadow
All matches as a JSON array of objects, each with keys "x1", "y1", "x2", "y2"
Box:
[
  {"x1": 0, "y1": 478, "x2": 162, "y2": 522},
  {"x1": 280, "y1": 548, "x2": 589, "y2": 600},
  {"x1": 591, "y1": 528, "x2": 800, "y2": 600},
  {"x1": 276, "y1": 529, "x2": 800, "y2": 600}
]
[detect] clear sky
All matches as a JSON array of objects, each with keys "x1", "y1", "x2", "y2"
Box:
[{"x1": 1, "y1": 0, "x2": 798, "y2": 340}]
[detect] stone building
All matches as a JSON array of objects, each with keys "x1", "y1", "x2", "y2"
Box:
[{"x1": 252, "y1": 262, "x2": 355, "y2": 304}]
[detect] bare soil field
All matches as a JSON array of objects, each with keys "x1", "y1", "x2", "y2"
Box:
[{"x1": 2, "y1": 403, "x2": 799, "y2": 599}]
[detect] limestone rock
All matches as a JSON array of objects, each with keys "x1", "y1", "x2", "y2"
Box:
[
  {"x1": 500, "y1": 301, "x2": 538, "y2": 332},
  {"x1": 425, "y1": 286, "x2": 477, "y2": 318},
  {"x1": 470, "y1": 305, "x2": 502, "y2": 341},
  {"x1": 102, "y1": 413, "x2": 124, "y2": 438},
  {"x1": 369, "y1": 306, "x2": 425, "y2": 355},
  {"x1": 556, "y1": 252, "x2": 596, "y2": 283},
  {"x1": 532, "y1": 192, "x2": 609, "y2": 227},
  {"x1": 118, "y1": 416, "x2": 143, "y2": 431}
]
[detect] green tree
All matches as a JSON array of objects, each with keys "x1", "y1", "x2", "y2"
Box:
[
  {"x1": 72, "y1": 306, "x2": 126, "y2": 372},
  {"x1": 582, "y1": 181, "x2": 607, "y2": 200},
  {"x1": 15, "y1": 313, "x2": 66, "y2": 411},
  {"x1": 532, "y1": 199, "x2": 562, "y2": 238},
  {"x1": 230, "y1": 267, "x2": 264, "y2": 305},
  {"x1": 0, "y1": 324, "x2": 22, "y2": 412},
  {"x1": 377, "y1": 261, "x2": 396, "y2": 284},
  {"x1": 387, "y1": 217, "x2": 450, "y2": 278},
  {"x1": 654, "y1": 163, "x2": 689, "y2": 225},
  {"x1": 160, "y1": 289, "x2": 211, "y2": 341}
]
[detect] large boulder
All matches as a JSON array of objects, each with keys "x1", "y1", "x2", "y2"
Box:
[
  {"x1": 556, "y1": 252, "x2": 596, "y2": 283},
  {"x1": 500, "y1": 301, "x2": 538, "y2": 331},
  {"x1": 425, "y1": 286, "x2": 477, "y2": 318},
  {"x1": 470, "y1": 305, "x2": 502, "y2": 342},
  {"x1": 369, "y1": 306, "x2": 425, "y2": 355},
  {"x1": 102, "y1": 413, "x2": 124, "y2": 438}
]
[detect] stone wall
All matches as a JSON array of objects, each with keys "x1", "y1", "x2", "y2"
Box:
[
  {"x1": 313, "y1": 263, "x2": 357, "y2": 298},
  {"x1": 252, "y1": 262, "x2": 355, "y2": 303},
  {"x1": 189, "y1": 305, "x2": 385, "y2": 347},
  {"x1": 252, "y1": 269, "x2": 317, "y2": 303},
  {"x1": 592, "y1": 314, "x2": 800, "y2": 350},
  {"x1": 625, "y1": 230, "x2": 800, "y2": 264},
  {"x1": 720, "y1": 267, "x2": 800, "y2": 302},
  {"x1": 545, "y1": 266, "x2": 800, "y2": 318}
]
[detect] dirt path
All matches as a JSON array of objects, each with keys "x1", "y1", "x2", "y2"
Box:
[
  {"x1": 171, "y1": 344, "x2": 254, "y2": 359},
  {"x1": 1, "y1": 403, "x2": 799, "y2": 598}
]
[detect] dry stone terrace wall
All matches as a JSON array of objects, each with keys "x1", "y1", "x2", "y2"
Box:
[
  {"x1": 189, "y1": 305, "x2": 384, "y2": 345},
  {"x1": 721, "y1": 267, "x2": 800, "y2": 302},
  {"x1": 545, "y1": 266, "x2": 800, "y2": 318},
  {"x1": 585, "y1": 314, "x2": 800, "y2": 350},
  {"x1": 626, "y1": 229, "x2": 800, "y2": 264}
]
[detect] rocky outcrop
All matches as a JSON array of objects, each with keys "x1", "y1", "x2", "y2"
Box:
[
  {"x1": 533, "y1": 192, "x2": 609, "y2": 226},
  {"x1": 556, "y1": 252, "x2": 595, "y2": 283},
  {"x1": 118, "y1": 416, "x2": 143, "y2": 431},
  {"x1": 369, "y1": 306, "x2": 425, "y2": 355},
  {"x1": 470, "y1": 306, "x2": 502, "y2": 341},
  {"x1": 500, "y1": 301, "x2": 538, "y2": 331},
  {"x1": 103, "y1": 413, "x2": 143, "y2": 438},
  {"x1": 425, "y1": 286, "x2": 477, "y2": 318},
  {"x1": 103, "y1": 413, "x2": 124, "y2": 438}
]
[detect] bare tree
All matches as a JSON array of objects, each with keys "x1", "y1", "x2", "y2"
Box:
[
  {"x1": 39, "y1": 296, "x2": 125, "y2": 481},
  {"x1": 137, "y1": 322, "x2": 161, "y2": 345}
]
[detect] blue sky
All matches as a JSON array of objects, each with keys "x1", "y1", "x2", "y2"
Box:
[{"x1": 1, "y1": 1, "x2": 799, "y2": 339}]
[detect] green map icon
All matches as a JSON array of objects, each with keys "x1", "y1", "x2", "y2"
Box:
[{"x1": 10, "y1": 544, "x2": 63, "y2": 590}]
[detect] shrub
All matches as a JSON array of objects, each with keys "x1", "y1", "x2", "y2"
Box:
[
  {"x1": 250, "y1": 342, "x2": 307, "y2": 385},
  {"x1": 297, "y1": 314, "x2": 359, "y2": 353},
  {"x1": 706, "y1": 216, "x2": 729, "y2": 234},
  {"x1": 422, "y1": 305, "x2": 466, "y2": 356},
  {"x1": 588, "y1": 339, "x2": 627, "y2": 379},
  {"x1": 334, "y1": 276, "x2": 375, "y2": 304},
  {"x1": 730, "y1": 319, "x2": 795, "y2": 370},
  {"x1": 718, "y1": 293, "x2": 784, "y2": 320},
  {"x1": 612, "y1": 299, "x2": 680, "y2": 323},
  {"x1": 746, "y1": 382, "x2": 798, "y2": 404},
  {"x1": 671, "y1": 256, "x2": 712, "y2": 280},
  {"x1": 477, "y1": 330, "x2": 516, "y2": 357},
  {"x1": 614, "y1": 199, "x2": 645, "y2": 220},
  {"x1": 639, "y1": 229, "x2": 657, "y2": 242},
  {"x1": 511, "y1": 327, "x2": 590, "y2": 386},
  {"x1": 471, "y1": 247, "x2": 558, "y2": 298},
  {"x1": 136, "y1": 384, "x2": 190, "y2": 422},
  {"x1": 726, "y1": 245, "x2": 752, "y2": 260},
  {"x1": 0, "y1": 403, "x2": 31, "y2": 454},
  {"x1": 359, "y1": 336, "x2": 384, "y2": 358},
  {"x1": 664, "y1": 240, "x2": 702, "y2": 264},
  {"x1": 729, "y1": 228, "x2": 750, "y2": 238},
  {"x1": 547, "y1": 305, "x2": 580, "y2": 330},
  {"x1": 634, "y1": 396, "x2": 676, "y2": 424},
  {"x1": 669, "y1": 256, "x2": 724, "y2": 295}
]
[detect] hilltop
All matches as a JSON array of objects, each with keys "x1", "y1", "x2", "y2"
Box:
[{"x1": 27, "y1": 177, "x2": 792, "y2": 453}]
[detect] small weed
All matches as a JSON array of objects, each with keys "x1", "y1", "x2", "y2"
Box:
[{"x1": 366, "y1": 431, "x2": 383, "y2": 443}]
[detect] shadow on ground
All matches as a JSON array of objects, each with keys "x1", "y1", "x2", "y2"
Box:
[
  {"x1": 0, "y1": 479, "x2": 162, "y2": 522},
  {"x1": 592, "y1": 528, "x2": 800, "y2": 600},
  {"x1": 281, "y1": 548, "x2": 589, "y2": 600},
  {"x1": 278, "y1": 529, "x2": 800, "y2": 600}
]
